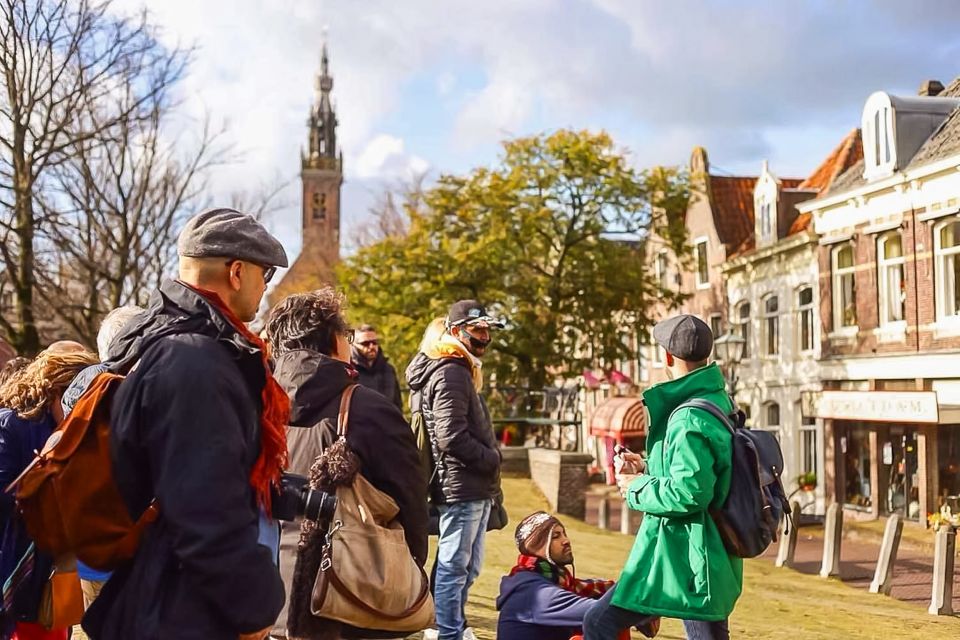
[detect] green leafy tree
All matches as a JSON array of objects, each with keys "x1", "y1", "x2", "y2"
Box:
[{"x1": 338, "y1": 129, "x2": 691, "y2": 387}]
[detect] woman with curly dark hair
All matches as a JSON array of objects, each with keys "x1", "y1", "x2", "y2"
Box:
[
  {"x1": 265, "y1": 288, "x2": 428, "y2": 640},
  {"x1": 0, "y1": 349, "x2": 97, "y2": 640}
]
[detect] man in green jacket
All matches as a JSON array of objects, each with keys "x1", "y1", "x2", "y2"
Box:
[{"x1": 583, "y1": 314, "x2": 742, "y2": 640}]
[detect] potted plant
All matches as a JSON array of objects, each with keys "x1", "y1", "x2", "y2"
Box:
[{"x1": 797, "y1": 471, "x2": 817, "y2": 492}]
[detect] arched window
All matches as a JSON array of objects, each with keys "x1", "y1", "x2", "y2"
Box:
[
  {"x1": 877, "y1": 232, "x2": 906, "y2": 325},
  {"x1": 796, "y1": 286, "x2": 815, "y2": 352},
  {"x1": 763, "y1": 401, "x2": 781, "y2": 444},
  {"x1": 762, "y1": 294, "x2": 779, "y2": 356},
  {"x1": 935, "y1": 218, "x2": 960, "y2": 320},
  {"x1": 832, "y1": 244, "x2": 857, "y2": 329}
]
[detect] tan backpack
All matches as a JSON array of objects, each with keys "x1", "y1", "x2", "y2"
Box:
[
  {"x1": 310, "y1": 385, "x2": 435, "y2": 632},
  {"x1": 11, "y1": 372, "x2": 157, "y2": 570}
]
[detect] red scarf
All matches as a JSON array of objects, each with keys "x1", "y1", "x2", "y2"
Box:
[
  {"x1": 509, "y1": 554, "x2": 614, "y2": 599},
  {"x1": 188, "y1": 284, "x2": 289, "y2": 513}
]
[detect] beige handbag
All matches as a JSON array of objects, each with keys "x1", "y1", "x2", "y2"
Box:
[{"x1": 311, "y1": 385, "x2": 435, "y2": 632}]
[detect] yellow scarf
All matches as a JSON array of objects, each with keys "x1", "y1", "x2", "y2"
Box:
[{"x1": 423, "y1": 332, "x2": 483, "y2": 391}]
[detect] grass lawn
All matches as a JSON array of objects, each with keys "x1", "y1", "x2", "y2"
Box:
[{"x1": 453, "y1": 476, "x2": 960, "y2": 639}]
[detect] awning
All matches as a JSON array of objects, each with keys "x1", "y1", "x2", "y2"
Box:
[{"x1": 589, "y1": 397, "x2": 646, "y2": 439}]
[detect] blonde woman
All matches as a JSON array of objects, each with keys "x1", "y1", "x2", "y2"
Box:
[{"x1": 0, "y1": 349, "x2": 96, "y2": 640}]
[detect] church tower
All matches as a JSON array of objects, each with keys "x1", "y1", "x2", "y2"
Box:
[
  {"x1": 270, "y1": 42, "x2": 344, "y2": 304},
  {"x1": 301, "y1": 42, "x2": 343, "y2": 258}
]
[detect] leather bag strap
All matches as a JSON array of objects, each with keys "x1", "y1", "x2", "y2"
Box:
[
  {"x1": 326, "y1": 561, "x2": 432, "y2": 620},
  {"x1": 336, "y1": 384, "x2": 359, "y2": 438}
]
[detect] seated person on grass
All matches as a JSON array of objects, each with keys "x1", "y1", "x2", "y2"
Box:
[{"x1": 496, "y1": 511, "x2": 660, "y2": 640}]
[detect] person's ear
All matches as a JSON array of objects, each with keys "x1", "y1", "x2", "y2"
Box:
[
  {"x1": 665, "y1": 351, "x2": 675, "y2": 367},
  {"x1": 227, "y1": 261, "x2": 244, "y2": 292}
]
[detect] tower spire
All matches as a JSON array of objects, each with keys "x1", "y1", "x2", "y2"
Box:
[{"x1": 305, "y1": 35, "x2": 338, "y2": 168}]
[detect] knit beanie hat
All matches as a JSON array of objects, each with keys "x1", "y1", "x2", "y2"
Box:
[{"x1": 515, "y1": 511, "x2": 562, "y2": 559}]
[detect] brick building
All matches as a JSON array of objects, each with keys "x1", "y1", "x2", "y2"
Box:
[
  {"x1": 798, "y1": 77, "x2": 960, "y2": 525},
  {"x1": 640, "y1": 147, "x2": 759, "y2": 386},
  {"x1": 723, "y1": 130, "x2": 861, "y2": 515},
  {"x1": 270, "y1": 43, "x2": 343, "y2": 304}
]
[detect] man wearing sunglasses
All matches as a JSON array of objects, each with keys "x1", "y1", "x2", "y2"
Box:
[
  {"x1": 350, "y1": 324, "x2": 403, "y2": 410},
  {"x1": 406, "y1": 300, "x2": 505, "y2": 640},
  {"x1": 83, "y1": 209, "x2": 289, "y2": 640}
]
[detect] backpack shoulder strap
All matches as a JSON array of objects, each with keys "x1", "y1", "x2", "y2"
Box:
[
  {"x1": 336, "y1": 384, "x2": 359, "y2": 438},
  {"x1": 672, "y1": 398, "x2": 736, "y2": 435}
]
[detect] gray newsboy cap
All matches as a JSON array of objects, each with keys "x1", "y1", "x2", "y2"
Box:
[
  {"x1": 177, "y1": 208, "x2": 288, "y2": 268},
  {"x1": 653, "y1": 314, "x2": 713, "y2": 362}
]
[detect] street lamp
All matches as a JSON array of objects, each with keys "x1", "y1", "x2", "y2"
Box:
[{"x1": 714, "y1": 329, "x2": 745, "y2": 397}]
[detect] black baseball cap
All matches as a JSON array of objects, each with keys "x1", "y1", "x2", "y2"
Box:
[
  {"x1": 652, "y1": 314, "x2": 713, "y2": 361},
  {"x1": 446, "y1": 300, "x2": 505, "y2": 329}
]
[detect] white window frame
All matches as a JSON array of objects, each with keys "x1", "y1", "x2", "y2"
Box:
[
  {"x1": 935, "y1": 217, "x2": 960, "y2": 322},
  {"x1": 799, "y1": 411, "x2": 818, "y2": 477},
  {"x1": 832, "y1": 243, "x2": 858, "y2": 333},
  {"x1": 761, "y1": 294, "x2": 779, "y2": 357},
  {"x1": 735, "y1": 301, "x2": 751, "y2": 360},
  {"x1": 796, "y1": 285, "x2": 815, "y2": 354},
  {"x1": 649, "y1": 329, "x2": 663, "y2": 368},
  {"x1": 695, "y1": 238, "x2": 710, "y2": 289},
  {"x1": 877, "y1": 231, "x2": 906, "y2": 328},
  {"x1": 655, "y1": 250, "x2": 670, "y2": 291},
  {"x1": 763, "y1": 401, "x2": 782, "y2": 444},
  {"x1": 862, "y1": 94, "x2": 896, "y2": 181},
  {"x1": 761, "y1": 201, "x2": 773, "y2": 242}
]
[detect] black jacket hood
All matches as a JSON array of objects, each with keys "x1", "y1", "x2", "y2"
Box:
[
  {"x1": 107, "y1": 279, "x2": 258, "y2": 373},
  {"x1": 273, "y1": 349, "x2": 356, "y2": 427}
]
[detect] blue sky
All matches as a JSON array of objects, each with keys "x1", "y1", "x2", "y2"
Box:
[{"x1": 115, "y1": 0, "x2": 960, "y2": 259}]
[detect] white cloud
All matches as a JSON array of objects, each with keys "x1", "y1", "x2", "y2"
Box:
[
  {"x1": 107, "y1": 0, "x2": 960, "y2": 260},
  {"x1": 355, "y1": 134, "x2": 429, "y2": 180}
]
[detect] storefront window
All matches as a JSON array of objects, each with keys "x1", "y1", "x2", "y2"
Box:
[
  {"x1": 884, "y1": 427, "x2": 919, "y2": 521},
  {"x1": 842, "y1": 426, "x2": 872, "y2": 509},
  {"x1": 938, "y1": 427, "x2": 960, "y2": 512}
]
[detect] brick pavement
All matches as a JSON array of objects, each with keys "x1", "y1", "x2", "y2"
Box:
[{"x1": 584, "y1": 489, "x2": 960, "y2": 612}]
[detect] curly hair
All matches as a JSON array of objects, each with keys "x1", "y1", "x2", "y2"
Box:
[
  {"x1": 0, "y1": 350, "x2": 97, "y2": 420},
  {"x1": 0, "y1": 357, "x2": 31, "y2": 389},
  {"x1": 265, "y1": 288, "x2": 349, "y2": 357}
]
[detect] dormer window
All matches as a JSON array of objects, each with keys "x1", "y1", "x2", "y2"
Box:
[
  {"x1": 760, "y1": 202, "x2": 773, "y2": 242},
  {"x1": 862, "y1": 92, "x2": 896, "y2": 181}
]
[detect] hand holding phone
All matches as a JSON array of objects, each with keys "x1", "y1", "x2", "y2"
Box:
[{"x1": 614, "y1": 444, "x2": 645, "y2": 475}]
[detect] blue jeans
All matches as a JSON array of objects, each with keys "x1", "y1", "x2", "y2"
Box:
[
  {"x1": 433, "y1": 499, "x2": 491, "y2": 640},
  {"x1": 583, "y1": 586, "x2": 730, "y2": 640}
]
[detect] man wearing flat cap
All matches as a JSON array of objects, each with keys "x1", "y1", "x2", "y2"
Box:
[
  {"x1": 406, "y1": 300, "x2": 505, "y2": 640},
  {"x1": 583, "y1": 314, "x2": 742, "y2": 640},
  {"x1": 83, "y1": 209, "x2": 289, "y2": 640}
]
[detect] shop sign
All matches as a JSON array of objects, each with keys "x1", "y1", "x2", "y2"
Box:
[{"x1": 816, "y1": 391, "x2": 940, "y2": 423}]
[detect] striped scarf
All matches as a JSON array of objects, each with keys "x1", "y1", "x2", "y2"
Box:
[{"x1": 508, "y1": 554, "x2": 614, "y2": 599}]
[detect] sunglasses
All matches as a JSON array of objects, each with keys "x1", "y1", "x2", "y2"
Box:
[
  {"x1": 343, "y1": 328, "x2": 355, "y2": 344},
  {"x1": 357, "y1": 339, "x2": 379, "y2": 347},
  {"x1": 225, "y1": 260, "x2": 277, "y2": 284}
]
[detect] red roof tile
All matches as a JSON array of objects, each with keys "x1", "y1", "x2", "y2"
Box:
[
  {"x1": 780, "y1": 178, "x2": 804, "y2": 189},
  {"x1": 798, "y1": 128, "x2": 863, "y2": 193},
  {"x1": 709, "y1": 176, "x2": 758, "y2": 255},
  {"x1": 788, "y1": 211, "x2": 812, "y2": 235}
]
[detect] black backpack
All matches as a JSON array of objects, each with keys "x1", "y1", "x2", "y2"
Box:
[{"x1": 672, "y1": 398, "x2": 790, "y2": 558}]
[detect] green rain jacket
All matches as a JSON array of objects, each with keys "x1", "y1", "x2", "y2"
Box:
[{"x1": 611, "y1": 363, "x2": 744, "y2": 621}]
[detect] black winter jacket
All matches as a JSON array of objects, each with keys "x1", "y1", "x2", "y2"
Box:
[
  {"x1": 406, "y1": 352, "x2": 500, "y2": 504},
  {"x1": 352, "y1": 348, "x2": 403, "y2": 411},
  {"x1": 271, "y1": 349, "x2": 428, "y2": 639},
  {"x1": 82, "y1": 280, "x2": 285, "y2": 640}
]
